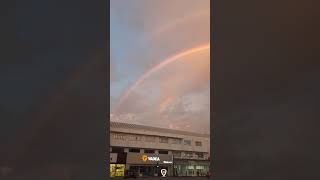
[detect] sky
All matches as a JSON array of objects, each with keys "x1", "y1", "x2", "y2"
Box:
[{"x1": 110, "y1": 0, "x2": 210, "y2": 133}]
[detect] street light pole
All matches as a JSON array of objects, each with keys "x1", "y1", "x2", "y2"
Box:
[{"x1": 156, "y1": 162, "x2": 159, "y2": 176}]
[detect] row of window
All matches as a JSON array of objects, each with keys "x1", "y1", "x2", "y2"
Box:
[
  {"x1": 111, "y1": 147, "x2": 205, "y2": 158},
  {"x1": 128, "y1": 148, "x2": 168, "y2": 154},
  {"x1": 112, "y1": 133, "x2": 202, "y2": 146},
  {"x1": 173, "y1": 151, "x2": 205, "y2": 158}
]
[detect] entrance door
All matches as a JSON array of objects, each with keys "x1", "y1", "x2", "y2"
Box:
[
  {"x1": 129, "y1": 166, "x2": 139, "y2": 176},
  {"x1": 129, "y1": 166, "x2": 156, "y2": 177},
  {"x1": 140, "y1": 166, "x2": 154, "y2": 176}
]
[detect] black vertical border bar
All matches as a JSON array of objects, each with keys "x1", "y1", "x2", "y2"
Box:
[
  {"x1": 1, "y1": 0, "x2": 109, "y2": 178},
  {"x1": 210, "y1": 0, "x2": 219, "y2": 178},
  {"x1": 106, "y1": 0, "x2": 111, "y2": 179}
]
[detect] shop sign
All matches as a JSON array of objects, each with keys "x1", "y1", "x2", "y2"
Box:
[
  {"x1": 142, "y1": 154, "x2": 160, "y2": 162},
  {"x1": 163, "y1": 161, "x2": 173, "y2": 164},
  {"x1": 127, "y1": 153, "x2": 173, "y2": 165}
]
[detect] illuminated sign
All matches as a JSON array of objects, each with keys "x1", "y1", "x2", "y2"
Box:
[
  {"x1": 161, "y1": 169, "x2": 167, "y2": 177},
  {"x1": 127, "y1": 153, "x2": 172, "y2": 165},
  {"x1": 163, "y1": 161, "x2": 173, "y2": 164},
  {"x1": 110, "y1": 164, "x2": 125, "y2": 177},
  {"x1": 141, "y1": 155, "x2": 148, "y2": 162},
  {"x1": 148, "y1": 156, "x2": 160, "y2": 161},
  {"x1": 141, "y1": 154, "x2": 160, "y2": 162}
]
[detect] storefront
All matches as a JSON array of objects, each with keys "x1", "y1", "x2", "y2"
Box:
[
  {"x1": 110, "y1": 153, "x2": 127, "y2": 177},
  {"x1": 126, "y1": 152, "x2": 174, "y2": 177},
  {"x1": 174, "y1": 159, "x2": 210, "y2": 176}
]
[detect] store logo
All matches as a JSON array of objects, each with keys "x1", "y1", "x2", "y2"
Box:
[
  {"x1": 141, "y1": 155, "x2": 148, "y2": 162},
  {"x1": 141, "y1": 154, "x2": 160, "y2": 162},
  {"x1": 148, "y1": 157, "x2": 160, "y2": 161}
]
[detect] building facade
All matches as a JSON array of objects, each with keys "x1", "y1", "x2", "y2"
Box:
[{"x1": 109, "y1": 121, "x2": 210, "y2": 177}]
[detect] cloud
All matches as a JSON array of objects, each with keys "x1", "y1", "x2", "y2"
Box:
[
  {"x1": 159, "y1": 90, "x2": 210, "y2": 133},
  {"x1": 111, "y1": 0, "x2": 210, "y2": 71},
  {"x1": 139, "y1": 4, "x2": 209, "y2": 70},
  {"x1": 113, "y1": 85, "x2": 210, "y2": 134},
  {"x1": 111, "y1": 113, "x2": 141, "y2": 125},
  {"x1": 110, "y1": 0, "x2": 210, "y2": 133}
]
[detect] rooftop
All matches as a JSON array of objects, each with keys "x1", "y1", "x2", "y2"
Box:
[{"x1": 110, "y1": 121, "x2": 210, "y2": 138}]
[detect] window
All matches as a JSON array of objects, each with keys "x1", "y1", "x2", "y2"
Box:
[
  {"x1": 128, "y1": 135, "x2": 142, "y2": 141},
  {"x1": 135, "y1": 136, "x2": 142, "y2": 141},
  {"x1": 173, "y1": 151, "x2": 181, "y2": 157},
  {"x1": 170, "y1": 138, "x2": 182, "y2": 144},
  {"x1": 144, "y1": 149, "x2": 155, "y2": 154},
  {"x1": 145, "y1": 136, "x2": 156, "y2": 142},
  {"x1": 196, "y1": 165, "x2": 205, "y2": 170},
  {"x1": 184, "y1": 152, "x2": 193, "y2": 158},
  {"x1": 111, "y1": 147, "x2": 124, "y2": 153},
  {"x1": 195, "y1": 141, "x2": 202, "y2": 146},
  {"x1": 183, "y1": 139, "x2": 191, "y2": 145},
  {"x1": 129, "y1": 148, "x2": 140, "y2": 153},
  {"x1": 187, "y1": 165, "x2": 194, "y2": 169},
  {"x1": 159, "y1": 137, "x2": 168, "y2": 143},
  {"x1": 195, "y1": 152, "x2": 204, "y2": 158},
  {"x1": 128, "y1": 135, "x2": 134, "y2": 141},
  {"x1": 112, "y1": 133, "x2": 125, "y2": 140},
  {"x1": 158, "y1": 150, "x2": 168, "y2": 154}
]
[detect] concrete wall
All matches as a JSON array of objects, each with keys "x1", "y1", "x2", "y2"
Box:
[{"x1": 110, "y1": 132, "x2": 209, "y2": 153}]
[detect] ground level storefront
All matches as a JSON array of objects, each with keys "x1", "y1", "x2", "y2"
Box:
[
  {"x1": 125, "y1": 152, "x2": 174, "y2": 177},
  {"x1": 109, "y1": 153, "x2": 210, "y2": 177},
  {"x1": 174, "y1": 160, "x2": 210, "y2": 176},
  {"x1": 128, "y1": 164, "x2": 172, "y2": 177}
]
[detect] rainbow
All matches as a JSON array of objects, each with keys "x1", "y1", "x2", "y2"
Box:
[
  {"x1": 114, "y1": 43, "x2": 210, "y2": 113},
  {"x1": 146, "y1": 10, "x2": 209, "y2": 42}
]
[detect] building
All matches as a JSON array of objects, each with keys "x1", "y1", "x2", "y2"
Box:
[{"x1": 110, "y1": 121, "x2": 210, "y2": 177}]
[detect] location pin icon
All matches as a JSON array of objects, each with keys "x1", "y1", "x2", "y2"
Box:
[{"x1": 161, "y1": 169, "x2": 167, "y2": 177}]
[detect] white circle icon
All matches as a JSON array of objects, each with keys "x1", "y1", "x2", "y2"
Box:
[{"x1": 161, "y1": 169, "x2": 167, "y2": 177}]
